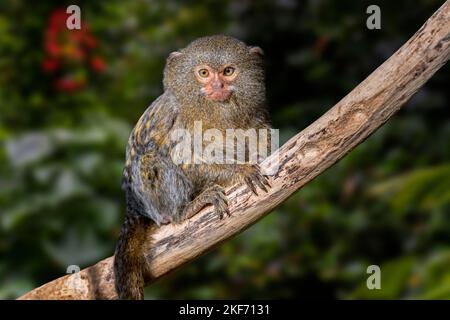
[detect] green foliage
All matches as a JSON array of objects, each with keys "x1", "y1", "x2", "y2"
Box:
[
  {"x1": 369, "y1": 164, "x2": 450, "y2": 214},
  {"x1": 0, "y1": 0, "x2": 449, "y2": 299}
]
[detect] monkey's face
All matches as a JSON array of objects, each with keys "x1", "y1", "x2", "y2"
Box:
[
  {"x1": 163, "y1": 35, "x2": 266, "y2": 108},
  {"x1": 194, "y1": 64, "x2": 238, "y2": 102}
]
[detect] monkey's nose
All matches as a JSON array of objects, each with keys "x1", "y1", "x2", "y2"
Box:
[{"x1": 211, "y1": 80, "x2": 224, "y2": 90}]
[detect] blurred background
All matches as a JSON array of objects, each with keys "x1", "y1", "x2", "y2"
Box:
[{"x1": 0, "y1": 0, "x2": 449, "y2": 299}]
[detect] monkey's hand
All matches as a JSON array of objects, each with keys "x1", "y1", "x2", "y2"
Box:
[
  {"x1": 240, "y1": 164, "x2": 271, "y2": 195},
  {"x1": 173, "y1": 184, "x2": 230, "y2": 223}
]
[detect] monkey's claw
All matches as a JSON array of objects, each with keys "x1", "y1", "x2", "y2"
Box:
[
  {"x1": 176, "y1": 184, "x2": 230, "y2": 223},
  {"x1": 244, "y1": 164, "x2": 271, "y2": 195},
  {"x1": 208, "y1": 185, "x2": 230, "y2": 219}
]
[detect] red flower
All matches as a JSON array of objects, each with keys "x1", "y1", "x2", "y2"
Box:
[
  {"x1": 42, "y1": 59, "x2": 60, "y2": 73},
  {"x1": 48, "y1": 9, "x2": 69, "y2": 29},
  {"x1": 54, "y1": 77, "x2": 85, "y2": 92},
  {"x1": 83, "y1": 35, "x2": 98, "y2": 49},
  {"x1": 45, "y1": 41, "x2": 61, "y2": 57},
  {"x1": 42, "y1": 8, "x2": 105, "y2": 92},
  {"x1": 90, "y1": 57, "x2": 106, "y2": 73}
]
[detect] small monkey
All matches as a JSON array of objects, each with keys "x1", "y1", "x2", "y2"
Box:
[{"x1": 114, "y1": 35, "x2": 272, "y2": 299}]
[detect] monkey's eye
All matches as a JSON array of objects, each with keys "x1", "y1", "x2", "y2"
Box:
[
  {"x1": 223, "y1": 66, "x2": 235, "y2": 76},
  {"x1": 198, "y1": 69, "x2": 209, "y2": 78}
]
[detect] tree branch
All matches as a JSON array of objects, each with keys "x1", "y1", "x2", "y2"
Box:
[{"x1": 19, "y1": 1, "x2": 450, "y2": 299}]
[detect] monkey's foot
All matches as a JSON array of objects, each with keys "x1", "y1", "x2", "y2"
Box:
[
  {"x1": 243, "y1": 164, "x2": 271, "y2": 195},
  {"x1": 174, "y1": 184, "x2": 230, "y2": 223}
]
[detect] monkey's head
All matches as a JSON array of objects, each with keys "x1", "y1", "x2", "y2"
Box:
[{"x1": 163, "y1": 35, "x2": 265, "y2": 108}]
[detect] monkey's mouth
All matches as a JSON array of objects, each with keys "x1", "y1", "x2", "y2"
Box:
[
  {"x1": 202, "y1": 85, "x2": 233, "y2": 102},
  {"x1": 206, "y1": 90, "x2": 232, "y2": 102}
]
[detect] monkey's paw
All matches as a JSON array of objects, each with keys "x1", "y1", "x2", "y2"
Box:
[
  {"x1": 205, "y1": 184, "x2": 230, "y2": 219},
  {"x1": 243, "y1": 164, "x2": 271, "y2": 195},
  {"x1": 174, "y1": 184, "x2": 230, "y2": 223}
]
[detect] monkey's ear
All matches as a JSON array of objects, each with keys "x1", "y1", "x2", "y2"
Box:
[
  {"x1": 249, "y1": 46, "x2": 264, "y2": 57},
  {"x1": 167, "y1": 51, "x2": 182, "y2": 64}
]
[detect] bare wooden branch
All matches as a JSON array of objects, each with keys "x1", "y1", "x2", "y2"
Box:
[{"x1": 19, "y1": 1, "x2": 450, "y2": 300}]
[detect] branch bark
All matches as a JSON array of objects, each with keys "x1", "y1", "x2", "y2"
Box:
[{"x1": 19, "y1": 1, "x2": 450, "y2": 300}]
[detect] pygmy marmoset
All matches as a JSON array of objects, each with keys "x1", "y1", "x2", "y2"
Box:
[{"x1": 114, "y1": 35, "x2": 272, "y2": 299}]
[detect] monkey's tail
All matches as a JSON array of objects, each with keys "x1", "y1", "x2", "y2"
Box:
[{"x1": 114, "y1": 213, "x2": 154, "y2": 300}]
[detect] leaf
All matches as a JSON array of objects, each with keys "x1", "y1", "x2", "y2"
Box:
[{"x1": 368, "y1": 164, "x2": 450, "y2": 214}]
